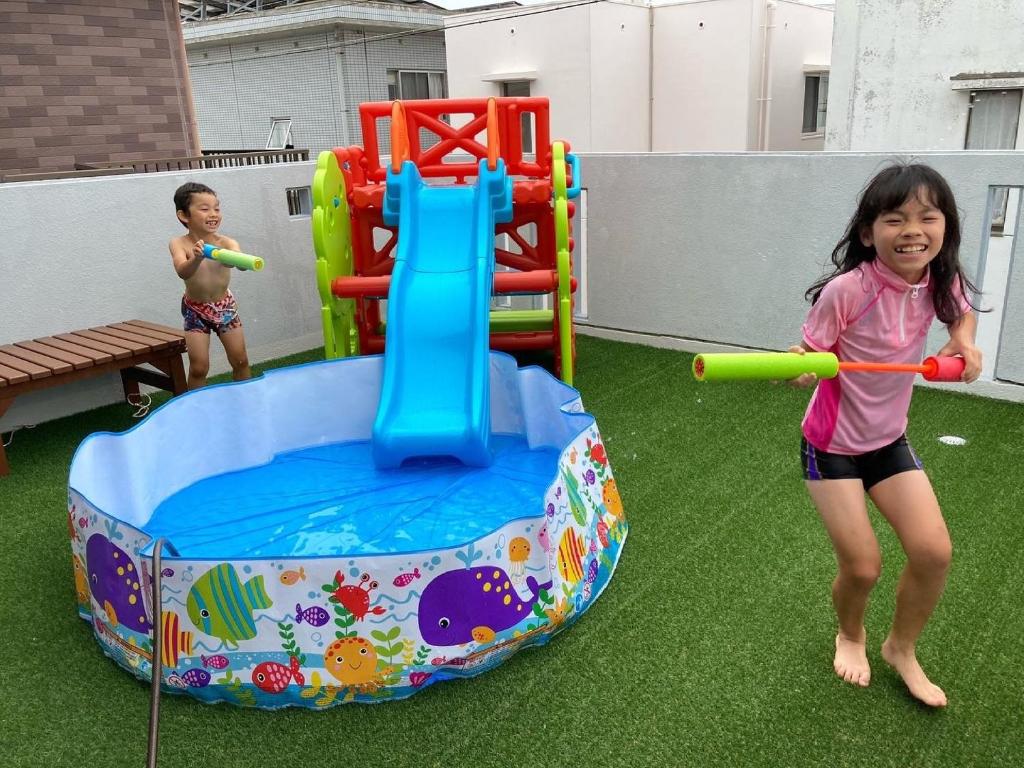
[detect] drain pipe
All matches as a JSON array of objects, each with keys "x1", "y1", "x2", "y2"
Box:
[
  {"x1": 648, "y1": 3, "x2": 655, "y2": 151},
  {"x1": 756, "y1": 0, "x2": 777, "y2": 150}
]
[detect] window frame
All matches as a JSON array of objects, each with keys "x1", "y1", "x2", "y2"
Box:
[
  {"x1": 963, "y1": 88, "x2": 1023, "y2": 231},
  {"x1": 265, "y1": 117, "x2": 292, "y2": 150},
  {"x1": 964, "y1": 88, "x2": 1022, "y2": 150},
  {"x1": 801, "y1": 72, "x2": 829, "y2": 136},
  {"x1": 387, "y1": 69, "x2": 449, "y2": 101},
  {"x1": 499, "y1": 80, "x2": 534, "y2": 154}
]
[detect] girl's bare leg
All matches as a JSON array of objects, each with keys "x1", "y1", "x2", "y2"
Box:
[
  {"x1": 869, "y1": 470, "x2": 951, "y2": 707},
  {"x1": 807, "y1": 478, "x2": 880, "y2": 688}
]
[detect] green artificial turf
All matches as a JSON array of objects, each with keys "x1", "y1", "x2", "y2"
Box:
[{"x1": 0, "y1": 336, "x2": 1021, "y2": 767}]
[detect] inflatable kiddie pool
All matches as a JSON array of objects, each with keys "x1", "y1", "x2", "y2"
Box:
[{"x1": 69, "y1": 353, "x2": 627, "y2": 708}]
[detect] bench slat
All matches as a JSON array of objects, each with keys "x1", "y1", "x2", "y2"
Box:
[
  {"x1": 35, "y1": 337, "x2": 114, "y2": 365},
  {"x1": 0, "y1": 344, "x2": 73, "y2": 374},
  {"x1": 108, "y1": 323, "x2": 182, "y2": 348},
  {"x1": 0, "y1": 362, "x2": 32, "y2": 386},
  {"x1": 125, "y1": 320, "x2": 186, "y2": 340},
  {"x1": 73, "y1": 328, "x2": 150, "y2": 354},
  {"x1": 0, "y1": 350, "x2": 53, "y2": 380},
  {"x1": 53, "y1": 333, "x2": 133, "y2": 361},
  {"x1": 15, "y1": 341, "x2": 93, "y2": 370},
  {"x1": 99, "y1": 326, "x2": 175, "y2": 351}
]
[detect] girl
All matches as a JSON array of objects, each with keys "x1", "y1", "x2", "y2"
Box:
[{"x1": 792, "y1": 163, "x2": 982, "y2": 707}]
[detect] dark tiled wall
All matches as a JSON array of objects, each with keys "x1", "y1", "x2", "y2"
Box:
[{"x1": 0, "y1": 0, "x2": 199, "y2": 175}]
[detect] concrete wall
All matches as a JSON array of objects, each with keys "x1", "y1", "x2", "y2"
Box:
[
  {"x1": 0, "y1": 162, "x2": 320, "y2": 431},
  {"x1": 576, "y1": 150, "x2": 1024, "y2": 398},
  {"x1": 186, "y1": 28, "x2": 447, "y2": 154},
  {"x1": 827, "y1": 0, "x2": 1024, "y2": 151},
  {"x1": 187, "y1": 31, "x2": 345, "y2": 152},
  {"x1": 652, "y1": 0, "x2": 753, "y2": 150},
  {"x1": 445, "y1": 2, "x2": 649, "y2": 152},
  {"x1": 652, "y1": 0, "x2": 835, "y2": 151},
  {"x1": 3, "y1": 151, "x2": 1021, "y2": 434},
  {"x1": 446, "y1": 0, "x2": 832, "y2": 152},
  {"x1": 587, "y1": 2, "x2": 653, "y2": 152},
  {"x1": 765, "y1": 0, "x2": 833, "y2": 151}
]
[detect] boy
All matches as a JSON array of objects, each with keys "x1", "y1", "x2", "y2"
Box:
[{"x1": 169, "y1": 182, "x2": 252, "y2": 389}]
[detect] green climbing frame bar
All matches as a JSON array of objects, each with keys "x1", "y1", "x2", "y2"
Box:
[
  {"x1": 552, "y1": 141, "x2": 574, "y2": 386},
  {"x1": 311, "y1": 151, "x2": 359, "y2": 359}
]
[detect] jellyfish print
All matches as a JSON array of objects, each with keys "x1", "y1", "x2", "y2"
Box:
[{"x1": 508, "y1": 536, "x2": 531, "y2": 581}]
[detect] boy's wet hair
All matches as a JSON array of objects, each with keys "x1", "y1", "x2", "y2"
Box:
[
  {"x1": 807, "y1": 162, "x2": 980, "y2": 324},
  {"x1": 174, "y1": 182, "x2": 217, "y2": 217}
]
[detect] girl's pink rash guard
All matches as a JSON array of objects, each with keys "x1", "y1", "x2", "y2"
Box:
[{"x1": 801, "y1": 258, "x2": 970, "y2": 455}]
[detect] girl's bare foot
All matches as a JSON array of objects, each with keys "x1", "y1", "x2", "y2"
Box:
[
  {"x1": 881, "y1": 637, "x2": 947, "y2": 707},
  {"x1": 834, "y1": 632, "x2": 871, "y2": 687}
]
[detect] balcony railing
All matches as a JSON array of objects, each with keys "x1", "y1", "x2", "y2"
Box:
[
  {"x1": 179, "y1": 0, "x2": 304, "y2": 23},
  {"x1": 75, "y1": 149, "x2": 310, "y2": 174},
  {"x1": 1, "y1": 150, "x2": 310, "y2": 183}
]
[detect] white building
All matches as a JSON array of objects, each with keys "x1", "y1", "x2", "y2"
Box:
[
  {"x1": 444, "y1": 0, "x2": 834, "y2": 152},
  {"x1": 826, "y1": 0, "x2": 1024, "y2": 382},
  {"x1": 826, "y1": 0, "x2": 1024, "y2": 152},
  {"x1": 182, "y1": 1, "x2": 459, "y2": 154}
]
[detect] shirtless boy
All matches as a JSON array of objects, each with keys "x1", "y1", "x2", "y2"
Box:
[{"x1": 169, "y1": 182, "x2": 251, "y2": 389}]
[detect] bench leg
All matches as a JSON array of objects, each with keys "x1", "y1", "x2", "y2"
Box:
[
  {"x1": 120, "y1": 368, "x2": 141, "y2": 403},
  {"x1": 121, "y1": 352, "x2": 189, "y2": 401},
  {"x1": 0, "y1": 398, "x2": 14, "y2": 477},
  {"x1": 152, "y1": 353, "x2": 188, "y2": 395}
]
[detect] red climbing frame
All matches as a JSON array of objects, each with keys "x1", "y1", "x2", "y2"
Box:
[{"x1": 329, "y1": 97, "x2": 577, "y2": 372}]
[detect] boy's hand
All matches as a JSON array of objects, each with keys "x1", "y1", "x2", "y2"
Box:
[
  {"x1": 935, "y1": 340, "x2": 982, "y2": 383},
  {"x1": 192, "y1": 239, "x2": 205, "y2": 260},
  {"x1": 786, "y1": 345, "x2": 818, "y2": 388}
]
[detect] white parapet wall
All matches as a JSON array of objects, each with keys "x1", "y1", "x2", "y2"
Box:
[
  {"x1": 2, "y1": 150, "x2": 1022, "y2": 435},
  {"x1": 0, "y1": 162, "x2": 322, "y2": 431},
  {"x1": 575, "y1": 150, "x2": 1024, "y2": 401}
]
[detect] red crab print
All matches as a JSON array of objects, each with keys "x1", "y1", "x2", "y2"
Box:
[
  {"x1": 586, "y1": 438, "x2": 607, "y2": 466},
  {"x1": 330, "y1": 571, "x2": 386, "y2": 621}
]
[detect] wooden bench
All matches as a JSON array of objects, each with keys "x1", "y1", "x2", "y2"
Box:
[{"x1": 0, "y1": 320, "x2": 187, "y2": 477}]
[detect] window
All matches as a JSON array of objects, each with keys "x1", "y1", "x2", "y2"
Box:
[
  {"x1": 286, "y1": 186, "x2": 311, "y2": 217},
  {"x1": 965, "y1": 89, "x2": 1021, "y2": 149},
  {"x1": 802, "y1": 74, "x2": 828, "y2": 134},
  {"x1": 266, "y1": 117, "x2": 292, "y2": 150},
  {"x1": 500, "y1": 80, "x2": 533, "y2": 153},
  {"x1": 966, "y1": 90, "x2": 1022, "y2": 230},
  {"x1": 387, "y1": 70, "x2": 448, "y2": 101}
]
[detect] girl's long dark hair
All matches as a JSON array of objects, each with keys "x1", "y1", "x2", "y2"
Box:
[{"x1": 806, "y1": 163, "x2": 980, "y2": 324}]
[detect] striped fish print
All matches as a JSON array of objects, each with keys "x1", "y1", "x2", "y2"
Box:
[
  {"x1": 557, "y1": 527, "x2": 585, "y2": 583},
  {"x1": 186, "y1": 564, "x2": 273, "y2": 648},
  {"x1": 160, "y1": 611, "x2": 194, "y2": 668}
]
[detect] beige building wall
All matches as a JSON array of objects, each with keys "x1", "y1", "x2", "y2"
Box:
[{"x1": 0, "y1": 0, "x2": 200, "y2": 177}]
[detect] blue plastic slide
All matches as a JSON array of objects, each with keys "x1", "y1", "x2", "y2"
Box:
[{"x1": 372, "y1": 158, "x2": 513, "y2": 469}]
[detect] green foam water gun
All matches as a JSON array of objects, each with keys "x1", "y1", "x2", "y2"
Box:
[
  {"x1": 203, "y1": 244, "x2": 264, "y2": 271},
  {"x1": 692, "y1": 352, "x2": 966, "y2": 382}
]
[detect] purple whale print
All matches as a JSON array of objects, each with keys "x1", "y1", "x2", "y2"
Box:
[
  {"x1": 86, "y1": 533, "x2": 151, "y2": 633},
  {"x1": 418, "y1": 566, "x2": 552, "y2": 646}
]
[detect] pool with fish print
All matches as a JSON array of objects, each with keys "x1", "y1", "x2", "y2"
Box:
[{"x1": 69, "y1": 353, "x2": 628, "y2": 708}]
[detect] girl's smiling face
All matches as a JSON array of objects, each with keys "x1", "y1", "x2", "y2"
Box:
[{"x1": 861, "y1": 189, "x2": 946, "y2": 285}]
